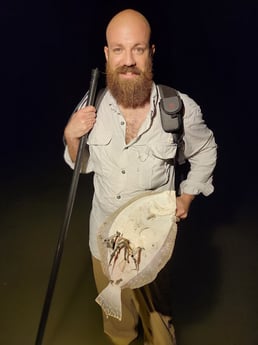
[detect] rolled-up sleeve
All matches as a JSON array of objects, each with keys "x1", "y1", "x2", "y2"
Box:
[
  {"x1": 63, "y1": 144, "x2": 90, "y2": 173},
  {"x1": 179, "y1": 93, "x2": 217, "y2": 196},
  {"x1": 64, "y1": 145, "x2": 75, "y2": 169}
]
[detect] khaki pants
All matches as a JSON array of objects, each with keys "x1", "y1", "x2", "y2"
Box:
[{"x1": 92, "y1": 256, "x2": 176, "y2": 345}]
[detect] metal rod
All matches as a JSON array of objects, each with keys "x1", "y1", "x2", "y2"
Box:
[{"x1": 35, "y1": 67, "x2": 100, "y2": 345}]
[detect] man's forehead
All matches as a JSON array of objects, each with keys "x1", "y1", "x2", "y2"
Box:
[{"x1": 106, "y1": 26, "x2": 150, "y2": 47}]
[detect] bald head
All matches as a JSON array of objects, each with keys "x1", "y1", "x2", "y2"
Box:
[
  {"x1": 104, "y1": 9, "x2": 154, "y2": 108},
  {"x1": 106, "y1": 9, "x2": 151, "y2": 47}
]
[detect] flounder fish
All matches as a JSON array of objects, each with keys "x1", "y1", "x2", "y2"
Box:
[{"x1": 95, "y1": 190, "x2": 178, "y2": 320}]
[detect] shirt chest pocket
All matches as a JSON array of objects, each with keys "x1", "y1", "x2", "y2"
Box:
[
  {"x1": 87, "y1": 129, "x2": 113, "y2": 176},
  {"x1": 134, "y1": 141, "x2": 178, "y2": 190}
]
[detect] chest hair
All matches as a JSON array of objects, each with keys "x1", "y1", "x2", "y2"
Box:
[{"x1": 120, "y1": 105, "x2": 150, "y2": 144}]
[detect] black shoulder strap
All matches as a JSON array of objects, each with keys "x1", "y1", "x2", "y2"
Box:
[
  {"x1": 158, "y1": 84, "x2": 184, "y2": 143},
  {"x1": 158, "y1": 84, "x2": 186, "y2": 166}
]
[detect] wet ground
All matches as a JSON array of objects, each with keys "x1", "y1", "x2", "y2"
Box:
[{"x1": 0, "y1": 155, "x2": 257, "y2": 345}]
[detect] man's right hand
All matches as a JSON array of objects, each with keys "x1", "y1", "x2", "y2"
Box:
[{"x1": 64, "y1": 106, "x2": 96, "y2": 162}]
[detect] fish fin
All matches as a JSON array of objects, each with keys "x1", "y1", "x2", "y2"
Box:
[{"x1": 95, "y1": 282, "x2": 122, "y2": 321}]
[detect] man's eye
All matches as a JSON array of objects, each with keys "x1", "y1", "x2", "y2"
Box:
[
  {"x1": 134, "y1": 47, "x2": 145, "y2": 54},
  {"x1": 113, "y1": 48, "x2": 122, "y2": 54}
]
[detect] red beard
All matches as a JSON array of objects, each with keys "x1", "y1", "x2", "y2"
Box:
[{"x1": 106, "y1": 60, "x2": 153, "y2": 108}]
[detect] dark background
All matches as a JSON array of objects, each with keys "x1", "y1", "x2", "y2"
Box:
[
  {"x1": 1, "y1": 1, "x2": 258, "y2": 345},
  {"x1": 2, "y1": 0, "x2": 258, "y2": 199}
]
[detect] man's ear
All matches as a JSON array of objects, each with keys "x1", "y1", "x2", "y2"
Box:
[
  {"x1": 150, "y1": 44, "x2": 156, "y2": 56},
  {"x1": 104, "y1": 46, "x2": 109, "y2": 61}
]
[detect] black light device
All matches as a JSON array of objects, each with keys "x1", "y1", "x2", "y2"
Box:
[
  {"x1": 35, "y1": 67, "x2": 100, "y2": 345},
  {"x1": 159, "y1": 84, "x2": 184, "y2": 139}
]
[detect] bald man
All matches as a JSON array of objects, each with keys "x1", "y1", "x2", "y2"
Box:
[{"x1": 64, "y1": 8, "x2": 217, "y2": 345}]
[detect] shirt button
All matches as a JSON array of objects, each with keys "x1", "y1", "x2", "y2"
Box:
[
  {"x1": 121, "y1": 170, "x2": 126, "y2": 174},
  {"x1": 120, "y1": 121, "x2": 125, "y2": 125},
  {"x1": 116, "y1": 195, "x2": 121, "y2": 199}
]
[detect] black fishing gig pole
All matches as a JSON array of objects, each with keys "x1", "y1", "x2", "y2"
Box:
[{"x1": 35, "y1": 68, "x2": 100, "y2": 345}]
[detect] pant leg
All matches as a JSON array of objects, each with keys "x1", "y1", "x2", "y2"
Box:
[
  {"x1": 92, "y1": 256, "x2": 139, "y2": 345},
  {"x1": 142, "y1": 254, "x2": 177, "y2": 344},
  {"x1": 134, "y1": 286, "x2": 176, "y2": 345},
  {"x1": 92, "y1": 256, "x2": 176, "y2": 345}
]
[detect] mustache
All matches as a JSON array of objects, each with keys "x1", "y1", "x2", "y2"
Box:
[{"x1": 115, "y1": 66, "x2": 142, "y2": 75}]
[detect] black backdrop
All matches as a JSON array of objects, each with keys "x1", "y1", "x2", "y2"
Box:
[
  {"x1": 1, "y1": 1, "x2": 258, "y2": 343},
  {"x1": 2, "y1": 0, "x2": 257, "y2": 197}
]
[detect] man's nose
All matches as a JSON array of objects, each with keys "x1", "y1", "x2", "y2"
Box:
[{"x1": 123, "y1": 50, "x2": 136, "y2": 66}]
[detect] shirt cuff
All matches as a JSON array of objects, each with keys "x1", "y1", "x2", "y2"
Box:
[
  {"x1": 63, "y1": 145, "x2": 75, "y2": 169},
  {"x1": 179, "y1": 179, "x2": 214, "y2": 196}
]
